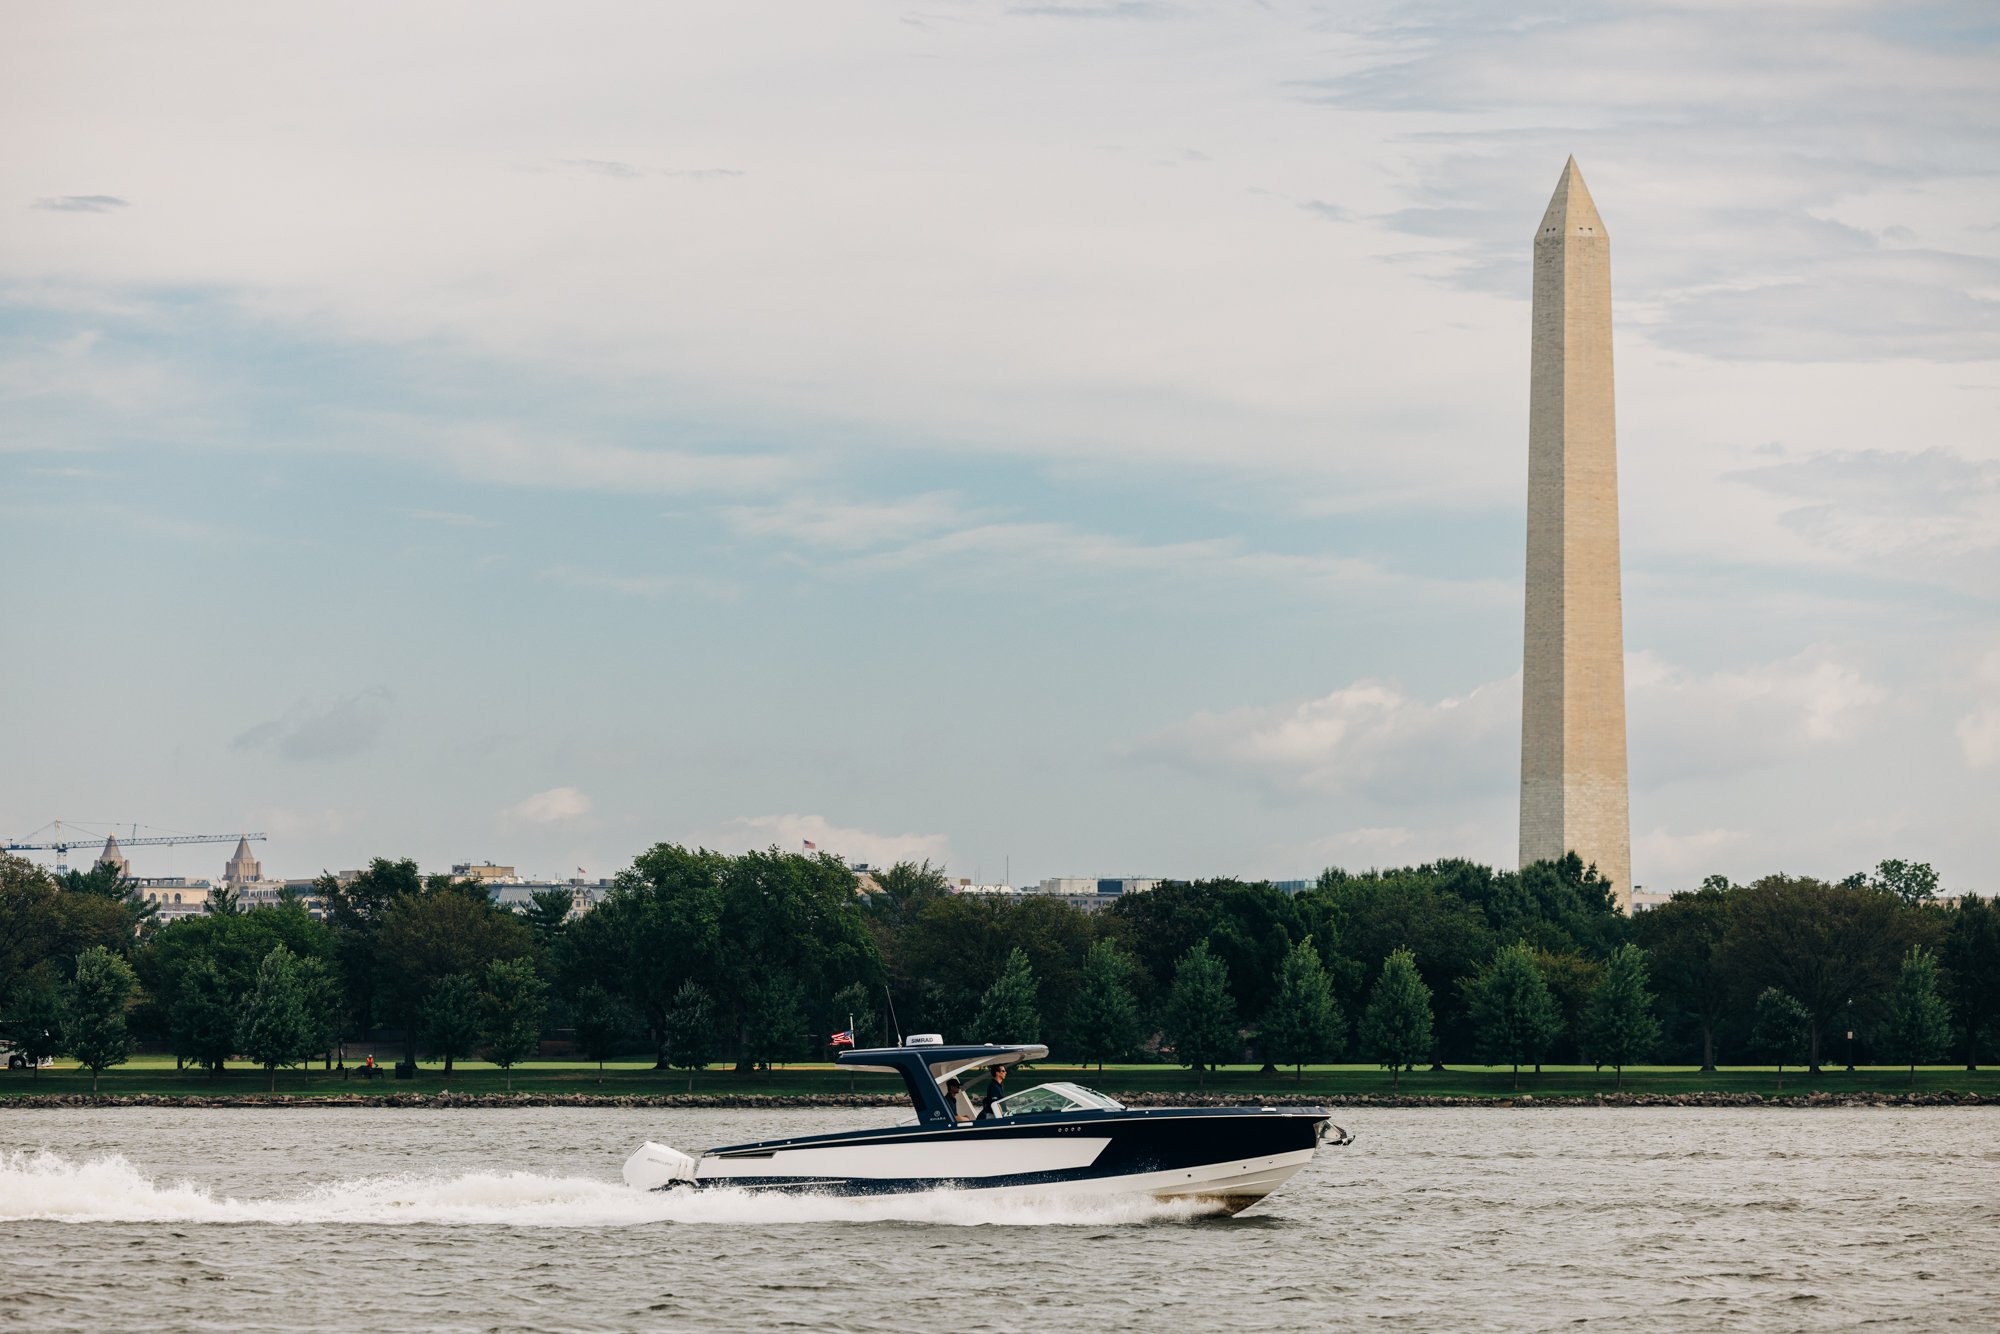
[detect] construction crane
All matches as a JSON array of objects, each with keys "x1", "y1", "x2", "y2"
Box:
[{"x1": 4, "y1": 821, "x2": 266, "y2": 874}]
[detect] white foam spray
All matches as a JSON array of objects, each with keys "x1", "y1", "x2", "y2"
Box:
[{"x1": 0, "y1": 1150, "x2": 1222, "y2": 1228}]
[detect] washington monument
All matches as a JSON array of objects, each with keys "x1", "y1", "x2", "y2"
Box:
[{"x1": 1519, "y1": 157, "x2": 1632, "y2": 911}]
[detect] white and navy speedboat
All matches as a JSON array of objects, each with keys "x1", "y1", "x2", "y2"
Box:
[{"x1": 623, "y1": 1038, "x2": 1349, "y2": 1214}]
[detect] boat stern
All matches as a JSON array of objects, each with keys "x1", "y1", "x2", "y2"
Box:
[{"x1": 623, "y1": 1141, "x2": 699, "y2": 1192}]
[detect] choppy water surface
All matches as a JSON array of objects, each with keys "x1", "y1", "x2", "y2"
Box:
[{"x1": 2, "y1": 1106, "x2": 1994, "y2": 1332}]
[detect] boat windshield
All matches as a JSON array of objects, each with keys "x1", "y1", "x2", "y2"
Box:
[{"x1": 992, "y1": 1081, "x2": 1125, "y2": 1117}]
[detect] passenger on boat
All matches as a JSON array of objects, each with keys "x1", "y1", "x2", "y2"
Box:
[
  {"x1": 978, "y1": 1065, "x2": 1007, "y2": 1118},
  {"x1": 944, "y1": 1077, "x2": 976, "y2": 1122}
]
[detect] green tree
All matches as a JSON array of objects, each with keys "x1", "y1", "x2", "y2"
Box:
[
  {"x1": 237, "y1": 945, "x2": 318, "y2": 1092},
  {"x1": 918, "y1": 978, "x2": 977, "y2": 1044},
  {"x1": 1, "y1": 854, "x2": 137, "y2": 1001},
  {"x1": 59, "y1": 862, "x2": 159, "y2": 933},
  {"x1": 973, "y1": 947, "x2": 1043, "y2": 1045},
  {"x1": 1069, "y1": 939, "x2": 1140, "y2": 1071},
  {"x1": 1871, "y1": 860, "x2": 1940, "y2": 907},
  {"x1": 481, "y1": 957, "x2": 549, "y2": 1092},
  {"x1": 1941, "y1": 893, "x2": 2000, "y2": 1071},
  {"x1": 1466, "y1": 941, "x2": 1563, "y2": 1090},
  {"x1": 1583, "y1": 943, "x2": 1662, "y2": 1089},
  {"x1": 1880, "y1": 946, "x2": 1952, "y2": 1087},
  {"x1": 0, "y1": 854, "x2": 64, "y2": 1003},
  {"x1": 1260, "y1": 936, "x2": 1344, "y2": 1082},
  {"x1": 1534, "y1": 947, "x2": 1604, "y2": 1067},
  {"x1": 317, "y1": 856, "x2": 422, "y2": 1044},
  {"x1": 62, "y1": 946, "x2": 138, "y2": 1091},
  {"x1": 992, "y1": 895, "x2": 1116, "y2": 1056},
  {"x1": 1358, "y1": 947, "x2": 1434, "y2": 1092},
  {"x1": 1636, "y1": 885, "x2": 1733, "y2": 1070},
  {"x1": 1106, "y1": 879, "x2": 1222, "y2": 1015},
  {"x1": 554, "y1": 845, "x2": 726, "y2": 1069},
  {"x1": 661, "y1": 979, "x2": 717, "y2": 1091},
  {"x1": 828, "y1": 981, "x2": 882, "y2": 1050},
  {"x1": 1304, "y1": 869, "x2": 1493, "y2": 1067},
  {"x1": 743, "y1": 972, "x2": 805, "y2": 1073},
  {"x1": 521, "y1": 888, "x2": 574, "y2": 947},
  {"x1": 1200, "y1": 880, "x2": 1313, "y2": 1029},
  {"x1": 1722, "y1": 876, "x2": 1919, "y2": 1071},
  {"x1": 297, "y1": 954, "x2": 343, "y2": 1068},
  {"x1": 1161, "y1": 941, "x2": 1237, "y2": 1085},
  {"x1": 134, "y1": 900, "x2": 333, "y2": 1028},
  {"x1": 1749, "y1": 987, "x2": 1809, "y2": 1089},
  {"x1": 418, "y1": 973, "x2": 484, "y2": 1073},
  {"x1": 376, "y1": 886, "x2": 536, "y2": 1067},
  {"x1": 169, "y1": 959, "x2": 238, "y2": 1078},
  {"x1": 0, "y1": 972, "x2": 66, "y2": 1079},
  {"x1": 715, "y1": 847, "x2": 881, "y2": 1071},
  {"x1": 861, "y1": 859, "x2": 952, "y2": 929},
  {"x1": 569, "y1": 983, "x2": 636, "y2": 1083}
]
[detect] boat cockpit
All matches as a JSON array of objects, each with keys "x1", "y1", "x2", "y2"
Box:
[
  {"x1": 991, "y1": 1080, "x2": 1125, "y2": 1117},
  {"x1": 839, "y1": 1036, "x2": 1058, "y2": 1127},
  {"x1": 843, "y1": 1037, "x2": 1129, "y2": 1127}
]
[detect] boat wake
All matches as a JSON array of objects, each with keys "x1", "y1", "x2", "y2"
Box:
[{"x1": 0, "y1": 1150, "x2": 1225, "y2": 1228}]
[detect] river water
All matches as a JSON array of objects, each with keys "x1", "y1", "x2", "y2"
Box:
[{"x1": 2, "y1": 1106, "x2": 1994, "y2": 1332}]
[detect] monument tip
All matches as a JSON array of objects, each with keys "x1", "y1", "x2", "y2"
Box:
[{"x1": 1538, "y1": 156, "x2": 1605, "y2": 240}]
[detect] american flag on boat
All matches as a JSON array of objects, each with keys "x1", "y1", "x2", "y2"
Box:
[{"x1": 830, "y1": 1029, "x2": 855, "y2": 1046}]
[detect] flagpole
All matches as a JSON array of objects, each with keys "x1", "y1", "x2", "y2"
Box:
[{"x1": 848, "y1": 1012, "x2": 854, "y2": 1094}]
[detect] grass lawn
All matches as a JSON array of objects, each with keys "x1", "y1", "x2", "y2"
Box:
[{"x1": 5, "y1": 1057, "x2": 1997, "y2": 1100}]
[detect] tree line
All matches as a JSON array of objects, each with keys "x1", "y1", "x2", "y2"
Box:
[{"x1": 1, "y1": 845, "x2": 1993, "y2": 1087}]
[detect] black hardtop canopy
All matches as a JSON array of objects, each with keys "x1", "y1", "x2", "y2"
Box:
[{"x1": 836, "y1": 1042, "x2": 1047, "y2": 1126}]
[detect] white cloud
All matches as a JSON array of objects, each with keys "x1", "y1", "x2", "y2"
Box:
[
  {"x1": 1135, "y1": 645, "x2": 1892, "y2": 806},
  {"x1": 431, "y1": 425, "x2": 796, "y2": 497},
  {"x1": 538, "y1": 565, "x2": 738, "y2": 600},
  {"x1": 1632, "y1": 826, "x2": 1752, "y2": 884},
  {"x1": 1628, "y1": 646, "x2": 1888, "y2": 785},
  {"x1": 690, "y1": 813, "x2": 951, "y2": 869},
  {"x1": 839, "y1": 515, "x2": 1507, "y2": 610},
  {"x1": 1127, "y1": 674, "x2": 1519, "y2": 804},
  {"x1": 1323, "y1": 1, "x2": 2000, "y2": 363},
  {"x1": 503, "y1": 787, "x2": 595, "y2": 827},
  {"x1": 406, "y1": 509, "x2": 496, "y2": 528},
  {"x1": 717, "y1": 489, "x2": 1513, "y2": 609},
  {"x1": 247, "y1": 806, "x2": 368, "y2": 838},
  {"x1": 231, "y1": 688, "x2": 394, "y2": 762},
  {"x1": 33, "y1": 195, "x2": 128, "y2": 213},
  {"x1": 722, "y1": 493, "x2": 968, "y2": 550},
  {"x1": 1730, "y1": 448, "x2": 2000, "y2": 586},
  {"x1": 1957, "y1": 649, "x2": 2000, "y2": 769}
]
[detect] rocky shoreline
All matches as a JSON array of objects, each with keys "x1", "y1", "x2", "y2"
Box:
[{"x1": 1, "y1": 1089, "x2": 1992, "y2": 1110}]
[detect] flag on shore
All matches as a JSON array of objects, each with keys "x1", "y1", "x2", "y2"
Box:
[
  {"x1": 803, "y1": 840, "x2": 817, "y2": 850},
  {"x1": 830, "y1": 1029, "x2": 854, "y2": 1046}
]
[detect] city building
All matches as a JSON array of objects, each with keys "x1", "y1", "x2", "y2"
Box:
[
  {"x1": 132, "y1": 878, "x2": 211, "y2": 921},
  {"x1": 221, "y1": 836, "x2": 262, "y2": 886},
  {"x1": 1629, "y1": 886, "x2": 1670, "y2": 912},
  {"x1": 1519, "y1": 157, "x2": 1634, "y2": 912},
  {"x1": 1038, "y1": 878, "x2": 1160, "y2": 897},
  {"x1": 491, "y1": 878, "x2": 611, "y2": 920},
  {"x1": 453, "y1": 862, "x2": 519, "y2": 883},
  {"x1": 94, "y1": 834, "x2": 129, "y2": 878}
]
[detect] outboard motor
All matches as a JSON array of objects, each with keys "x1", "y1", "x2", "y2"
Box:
[{"x1": 623, "y1": 1141, "x2": 699, "y2": 1191}]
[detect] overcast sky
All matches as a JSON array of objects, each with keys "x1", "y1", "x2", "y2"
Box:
[{"x1": 4, "y1": 1, "x2": 1995, "y2": 893}]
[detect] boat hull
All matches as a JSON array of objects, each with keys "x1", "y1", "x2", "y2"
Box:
[{"x1": 634, "y1": 1106, "x2": 1341, "y2": 1215}]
